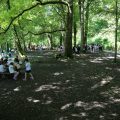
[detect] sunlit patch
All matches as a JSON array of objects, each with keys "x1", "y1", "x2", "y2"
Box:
[
  {"x1": 76, "y1": 61, "x2": 79, "y2": 63},
  {"x1": 107, "y1": 56, "x2": 114, "y2": 59},
  {"x1": 59, "y1": 117, "x2": 68, "y2": 120},
  {"x1": 34, "y1": 83, "x2": 38, "y2": 85},
  {"x1": 13, "y1": 86, "x2": 21, "y2": 91},
  {"x1": 81, "y1": 63, "x2": 87, "y2": 66},
  {"x1": 101, "y1": 76, "x2": 113, "y2": 85},
  {"x1": 53, "y1": 72, "x2": 64, "y2": 76},
  {"x1": 27, "y1": 97, "x2": 33, "y2": 102},
  {"x1": 71, "y1": 114, "x2": 81, "y2": 117},
  {"x1": 60, "y1": 59, "x2": 68, "y2": 62},
  {"x1": 74, "y1": 101, "x2": 106, "y2": 110},
  {"x1": 76, "y1": 54, "x2": 80, "y2": 57},
  {"x1": 109, "y1": 97, "x2": 120, "y2": 103},
  {"x1": 81, "y1": 112, "x2": 87, "y2": 117},
  {"x1": 105, "y1": 67, "x2": 112, "y2": 70},
  {"x1": 27, "y1": 97, "x2": 40, "y2": 103},
  {"x1": 3, "y1": 88, "x2": 7, "y2": 91},
  {"x1": 90, "y1": 59, "x2": 103, "y2": 63},
  {"x1": 89, "y1": 55, "x2": 116, "y2": 63},
  {"x1": 33, "y1": 100, "x2": 40, "y2": 103},
  {"x1": 35, "y1": 84, "x2": 59, "y2": 92},
  {"x1": 99, "y1": 115, "x2": 104, "y2": 119},
  {"x1": 61, "y1": 103, "x2": 72, "y2": 110},
  {"x1": 86, "y1": 101, "x2": 105, "y2": 110},
  {"x1": 117, "y1": 54, "x2": 120, "y2": 57},
  {"x1": 116, "y1": 68, "x2": 120, "y2": 72},
  {"x1": 65, "y1": 80, "x2": 70, "y2": 83},
  {"x1": 91, "y1": 76, "x2": 113, "y2": 89},
  {"x1": 111, "y1": 113, "x2": 118, "y2": 117},
  {"x1": 71, "y1": 112, "x2": 87, "y2": 117},
  {"x1": 44, "y1": 100, "x2": 52, "y2": 104},
  {"x1": 52, "y1": 82, "x2": 61, "y2": 85}
]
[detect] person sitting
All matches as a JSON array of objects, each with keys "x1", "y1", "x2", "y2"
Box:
[
  {"x1": 0, "y1": 61, "x2": 5, "y2": 78},
  {"x1": 0, "y1": 61, "x2": 5, "y2": 73},
  {"x1": 13, "y1": 58, "x2": 21, "y2": 80},
  {"x1": 14, "y1": 55, "x2": 19, "y2": 63}
]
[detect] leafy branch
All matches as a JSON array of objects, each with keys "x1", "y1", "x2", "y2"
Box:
[
  {"x1": 29, "y1": 29, "x2": 66, "y2": 35},
  {"x1": 0, "y1": 0, "x2": 68, "y2": 35}
]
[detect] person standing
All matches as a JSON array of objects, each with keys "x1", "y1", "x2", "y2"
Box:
[{"x1": 23, "y1": 58, "x2": 34, "y2": 81}]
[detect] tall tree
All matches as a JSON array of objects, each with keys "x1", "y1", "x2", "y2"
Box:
[
  {"x1": 114, "y1": 0, "x2": 118, "y2": 62},
  {"x1": 65, "y1": 0, "x2": 73, "y2": 58},
  {"x1": 6, "y1": 0, "x2": 24, "y2": 55},
  {"x1": 78, "y1": 0, "x2": 94, "y2": 51}
]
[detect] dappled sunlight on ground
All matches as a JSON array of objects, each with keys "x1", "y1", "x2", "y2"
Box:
[
  {"x1": 61, "y1": 103, "x2": 72, "y2": 110},
  {"x1": 90, "y1": 57, "x2": 104, "y2": 63},
  {"x1": 13, "y1": 86, "x2": 21, "y2": 92},
  {"x1": 1, "y1": 51, "x2": 120, "y2": 120},
  {"x1": 35, "y1": 84, "x2": 60, "y2": 92},
  {"x1": 27, "y1": 97, "x2": 40, "y2": 103},
  {"x1": 91, "y1": 76, "x2": 113, "y2": 90},
  {"x1": 71, "y1": 112, "x2": 87, "y2": 117},
  {"x1": 116, "y1": 68, "x2": 120, "y2": 72},
  {"x1": 74, "y1": 101, "x2": 106, "y2": 110},
  {"x1": 53, "y1": 72, "x2": 64, "y2": 76},
  {"x1": 60, "y1": 59, "x2": 68, "y2": 62},
  {"x1": 105, "y1": 67, "x2": 112, "y2": 70}
]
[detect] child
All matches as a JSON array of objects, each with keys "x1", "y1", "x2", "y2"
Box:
[
  {"x1": 9, "y1": 62, "x2": 19, "y2": 80},
  {"x1": 8, "y1": 62, "x2": 15, "y2": 79},
  {"x1": 23, "y1": 58, "x2": 34, "y2": 80}
]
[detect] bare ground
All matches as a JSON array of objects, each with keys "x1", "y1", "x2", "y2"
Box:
[{"x1": 0, "y1": 50, "x2": 120, "y2": 120}]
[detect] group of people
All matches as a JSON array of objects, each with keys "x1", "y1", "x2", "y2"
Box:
[
  {"x1": 0, "y1": 55, "x2": 34, "y2": 81},
  {"x1": 73, "y1": 44, "x2": 103, "y2": 54}
]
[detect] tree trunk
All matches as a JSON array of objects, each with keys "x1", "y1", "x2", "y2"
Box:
[
  {"x1": 13, "y1": 25, "x2": 24, "y2": 55},
  {"x1": 84, "y1": 0, "x2": 90, "y2": 45},
  {"x1": 48, "y1": 34, "x2": 53, "y2": 50},
  {"x1": 60, "y1": 33, "x2": 63, "y2": 46},
  {"x1": 114, "y1": 0, "x2": 118, "y2": 63},
  {"x1": 6, "y1": 0, "x2": 24, "y2": 55},
  {"x1": 79, "y1": 0, "x2": 85, "y2": 50},
  {"x1": 73, "y1": 20, "x2": 77, "y2": 47},
  {"x1": 64, "y1": 0, "x2": 73, "y2": 58}
]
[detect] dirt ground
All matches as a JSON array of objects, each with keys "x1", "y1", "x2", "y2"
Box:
[{"x1": 0, "y1": 50, "x2": 120, "y2": 120}]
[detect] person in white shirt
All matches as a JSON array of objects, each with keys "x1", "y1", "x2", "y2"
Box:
[
  {"x1": 0, "y1": 61, "x2": 5, "y2": 73},
  {"x1": 9, "y1": 62, "x2": 15, "y2": 79},
  {"x1": 23, "y1": 58, "x2": 34, "y2": 81}
]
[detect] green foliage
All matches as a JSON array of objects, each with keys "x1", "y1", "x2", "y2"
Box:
[
  {"x1": 0, "y1": 0, "x2": 120, "y2": 51},
  {"x1": 88, "y1": 19, "x2": 108, "y2": 37}
]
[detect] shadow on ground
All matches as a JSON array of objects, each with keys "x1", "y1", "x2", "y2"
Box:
[{"x1": 0, "y1": 51, "x2": 120, "y2": 120}]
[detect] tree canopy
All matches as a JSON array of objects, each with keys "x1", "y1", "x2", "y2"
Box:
[{"x1": 0, "y1": 0, "x2": 120, "y2": 57}]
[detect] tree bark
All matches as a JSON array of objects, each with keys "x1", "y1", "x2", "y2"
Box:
[
  {"x1": 73, "y1": 20, "x2": 77, "y2": 47},
  {"x1": 64, "y1": 0, "x2": 73, "y2": 58},
  {"x1": 48, "y1": 34, "x2": 53, "y2": 50},
  {"x1": 79, "y1": 0, "x2": 85, "y2": 50},
  {"x1": 84, "y1": 0, "x2": 90, "y2": 45},
  {"x1": 60, "y1": 33, "x2": 63, "y2": 46},
  {"x1": 114, "y1": 0, "x2": 118, "y2": 63},
  {"x1": 6, "y1": 0, "x2": 24, "y2": 55},
  {"x1": 13, "y1": 25, "x2": 24, "y2": 55}
]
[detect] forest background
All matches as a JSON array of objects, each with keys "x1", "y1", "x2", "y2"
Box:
[{"x1": 0, "y1": 0, "x2": 120, "y2": 58}]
